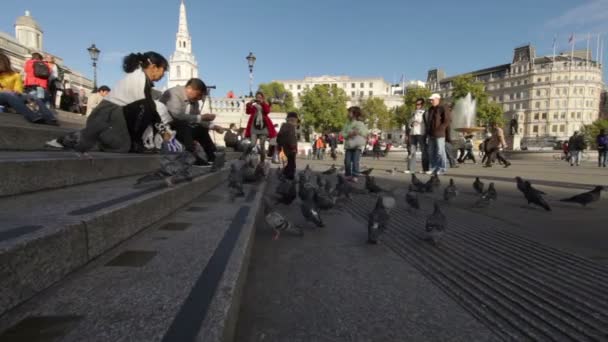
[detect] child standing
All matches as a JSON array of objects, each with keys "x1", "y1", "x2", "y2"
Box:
[
  {"x1": 277, "y1": 112, "x2": 299, "y2": 180},
  {"x1": 341, "y1": 106, "x2": 368, "y2": 182}
]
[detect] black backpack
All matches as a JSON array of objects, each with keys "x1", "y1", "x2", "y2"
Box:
[{"x1": 33, "y1": 61, "x2": 50, "y2": 79}]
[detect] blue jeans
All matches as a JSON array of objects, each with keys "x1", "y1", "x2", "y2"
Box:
[
  {"x1": 0, "y1": 92, "x2": 56, "y2": 123},
  {"x1": 599, "y1": 148, "x2": 607, "y2": 167},
  {"x1": 570, "y1": 150, "x2": 581, "y2": 165},
  {"x1": 428, "y1": 137, "x2": 447, "y2": 173},
  {"x1": 344, "y1": 149, "x2": 361, "y2": 177}
]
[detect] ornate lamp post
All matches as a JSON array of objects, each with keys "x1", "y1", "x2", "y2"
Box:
[
  {"x1": 87, "y1": 44, "x2": 100, "y2": 91},
  {"x1": 246, "y1": 52, "x2": 256, "y2": 97}
]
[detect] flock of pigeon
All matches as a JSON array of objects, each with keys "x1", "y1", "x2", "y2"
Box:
[{"x1": 227, "y1": 148, "x2": 605, "y2": 245}]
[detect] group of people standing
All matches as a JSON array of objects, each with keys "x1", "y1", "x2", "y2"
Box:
[{"x1": 405, "y1": 93, "x2": 511, "y2": 175}]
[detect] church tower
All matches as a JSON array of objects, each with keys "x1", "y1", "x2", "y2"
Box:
[{"x1": 168, "y1": 0, "x2": 198, "y2": 88}]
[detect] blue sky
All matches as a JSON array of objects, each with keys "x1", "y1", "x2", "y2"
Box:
[{"x1": 2, "y1": 0, "x2": 607, "y2": 96}]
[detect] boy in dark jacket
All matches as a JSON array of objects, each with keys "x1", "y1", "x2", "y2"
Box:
[{"x1": 277, "y1": 112, "x2": 299, "y2": 180}]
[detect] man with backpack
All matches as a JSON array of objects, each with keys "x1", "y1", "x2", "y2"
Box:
[
  {"x1": 23, "y1": 53, "x2": 50, "y2": 103},
  {"x1": 597, "y1": 129, "x2": 607, "y2": 168},
  {"x1": 568, "y1": 131, "x2": 586, "y2": 167}
]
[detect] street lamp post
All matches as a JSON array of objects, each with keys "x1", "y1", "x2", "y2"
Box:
[
  {"x1": 246, "y1": 52, "x2": 256, "y2": 97},
  {"x1": 87, "y1": 44, "x2": 100, "y2": 91}
]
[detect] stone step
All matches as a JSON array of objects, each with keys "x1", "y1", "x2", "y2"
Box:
[
  {"x1": 0, "y1": 113, "x2": 82, "y2": 151},
  {"x1": 0, "y1": 168, "x2": 230, "y2": 317},
  {"x1": 0, "y1": 151, "x2": 161, "y2": 197},
  {"x1": 0, "y1": 180, "x2": 266, "y2": 342}
]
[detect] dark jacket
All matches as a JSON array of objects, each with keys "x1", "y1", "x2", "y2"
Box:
[
  {"x1": 597, "y1": 134, "x2": 608, "y2": 150},
  {"x1": 427, "y1": 105, "x2": 451, "y2": 138},
  {"x1": 277, "y1": 123, "x2": 298, "y2": 153},
  {"x1": 568, "y1": 134, "x2": 586, "y2": 151}
]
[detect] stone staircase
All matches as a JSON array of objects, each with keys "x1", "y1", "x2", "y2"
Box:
[{"x1": 0, "y1": 111, "x2": 263, "y2": 341}]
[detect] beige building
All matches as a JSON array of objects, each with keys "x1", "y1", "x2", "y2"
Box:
[
  {"x1": 427, "y1": 44, "x2": 604, "y2": 144},
  {"x1": 274, "y1": 75, "x2": 406, "y2": 109},
  {"x1": 0, "y1": 11, "x2": 93, "y2": 93}
]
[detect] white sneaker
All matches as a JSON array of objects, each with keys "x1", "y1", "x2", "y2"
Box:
[
  {"x1": 403, "y1": 170, "x2": 411, "y2": 174},
  {"x1": 437, "y1": 171, "x2": 446, "y2": 175},
  {"x1": 45, "y1": 139, "x2": 64, "y2": 149},
  {"x1": 425, "y1": 170, "x2": 433, "y2": 175}
]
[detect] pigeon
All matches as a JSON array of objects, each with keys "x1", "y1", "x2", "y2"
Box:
[
  {"x1": 515, "y1": 176, "x2": 545, "y2": 195},
  {"x1": 473, "y1": 177, "x2": 484, "y2": 194},
  {"x1": 228, "y1": 162, "x2": 245, "y2": 199},
  {"x1": 406, "y1": 185, "x2": 421, "y2": 211},
  {"x1": 314, "y1": 187, "x2": 336, "y2": 210},
  {"x1": 242, "y1": 158, "x2": 258, "y2": 183},
  {"x1": 430, "y1": 173, "x2": 441, "y2": 188},
  {"x1": 264, "y1": 199, "x2": 303, "y2": 240},
  {"x1": 365, "y1": 175, "x2": 386, "y2": 193},
  {"x1": 522, "y1": 181, "x2": 551, "y2": 211},
  {"x1": 360, "y1": 168, "x2": 374, "y2": 176},
  {"x1": 300, "y1": 185, "x2": 324, "y2": 228},
  {"x1": 276, "y1": 178, "x2": 297, "y2": 205},
  {"x1": 333, "y1": 174, "x2": 353, "y2": 199},
  {"x1": 411, "y1": 173, "x2": 426, "y2": 192},
  {"x1": 386, "y1": 167, "x2": 398, "y2": 175},
  {"x1": 316, "y1": 174, "x2": 325, "y2": 188},
  {"x1": 324, "y1": 178, "x2": 333, "y2": 194},
  {"x1": 367, "y1": 195, "x2": 396, "y2": 244},
  {"x1": 560, "y1": 186, "x2": 604, "y2": 207},
  {"x1": 322, "y1": 164, "x2": 337, "y2": 175},
  {"x1": 425, "y1": 202, "x2": 447, "y2": 245},
  {"x1": 474, "y1": 182, "x2": 498, "y2": 208},
  {"x1": 443, "y1": 178, "x2": 458, "y2": 202}
]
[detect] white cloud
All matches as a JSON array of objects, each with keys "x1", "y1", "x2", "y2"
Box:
[{"x1": 546, "y1": 0, "x2": 608, "y2": 32}]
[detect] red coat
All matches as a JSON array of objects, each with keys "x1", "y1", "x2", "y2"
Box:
[
  {"x1": 23, "y1": 59, "x2": 49, "y2": 89},
  {"x1": 244, "y1": 101, "x2": 277, "y2": 138}
]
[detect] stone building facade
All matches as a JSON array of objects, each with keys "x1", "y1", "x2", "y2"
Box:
[
  {"x1": 427, "y1": 44, "x2": 604, "y2": 145},
  {"x1": 0, "y1": 11, "x2": 93, "y2": 93}
]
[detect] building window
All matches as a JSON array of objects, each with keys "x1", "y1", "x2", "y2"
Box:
[
  {"x1": 571, "y1": 112, "x2": 575, "y2": 119},
  {"x1": 552, "y1": 125, "x2": 557, "y2": 133},
  {"x1": 537, "y1": 78, "x2": 542, "y2": 83},
  {"x1": 369, "y1": 91, "x2": 373, "y2": 96},
  {"x1": 577, "y1": 112, "x2": 582, "y2": 119},
  {"x1": 369, "y1": 82, "x2": 373, "y2": 88},
  {"x1": 553, "y1": 113, "x2": 558, "y2": 120},
  {"x1": 176, "y1": 65, "x2": 181, "y2": 78},
  {"x1": 560, "y1": 125, "x2": 565, "y2": 132},
  {"x1": 533, "y1": 125, "x2": 539, "y2": 133},
  {"x1": 542, "y1": 113, "x2": 547, "y2": 120},
  {"x1": 351, "y1": 91, "x2": 355, "y2": 97},
  {"x1": 536, "y1": 90, "x2": 541, "y2": 97},
  {"x1": 360, "y1": 91, "x2": 364, "y2": 96},
  {"x1": 360, "y1": 83, "x2": 364, "y2": 88},
  {"x1": 535, "y1": 102, "x2": 540, "y2": 109},
  {"x1": 351, "y1": 83, "x2": 355, "y2": 88},
  {"x1": 297, "y1": 85, "x2": 301, "y2": 90},
  {"x1": 561, "y1": 112, "x2": 566, "y2": 119},
  {"x1": 534, "y1": 113, "x2": 539, "y2": 120}
]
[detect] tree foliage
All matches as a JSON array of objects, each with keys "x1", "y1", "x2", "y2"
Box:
[
  {"x1": 257, "y1": 82, "x2": 295, "y2": 112},
  {"x1": 361, "y1": 97, "x2": 392, "y2": 131},
  {"x1": 451, "y1": 74, "x2": 503, "y2": 126},
  {"x1": 581, "y1": 118, "x2": 608, "y2": 148},
  {"x1": 299, "y1": 85, "x2": 348, "y2": 135}
]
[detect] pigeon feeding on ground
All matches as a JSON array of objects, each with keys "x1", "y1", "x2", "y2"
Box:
[
  {"x1": 425, "y1": 202, "x2": 447, "y2": 246},
  {"x1": 300, "y1": 185, "x2": 325, "y2": 228},
  {"x1": 314, "y1": 186, "x2": 336, "y2": 210},
  {"x1": 560, "y1": 186, "x2": 604, "y2": 207},
  {"x1": 263, "y1": 199, "x2": 303, "y2": 240},
  {"x1": 228, "y1": 162, "x2": 245, "y2": 200},
  {"x1": 322, "y1": 164, "x2": 337, "y2": 175},
  {"x1": 411, "y1": 174, "x2": 426, "y2": 192},
  {"x1": 324, "y1": 178, "x2": 333, "y2": 194},
  {"x1": 386, "y1": 167, "x2": 398, "y2": 175},
  {"x1": 522, "y1": 181, "x2": 551, "y2": 211},
  {"x1": 316, "y1": 174, "x2": 325, "y2": 188},
  {"x1": 360, "y1": 168, "x2": 374, "y2": 176},
  {"x1": 515, "y1": 176, "x2": 545, "y2": 195},
  {"x1": 365, "y1": 175, "x2": 386, "y2": 193},
  {"x1": 406, "y1": 185, "x2": 421, "y2": 212},
  {"x1": 275, "y1": 178, "x2": 297, "y2": 205},
  {"x1": 473, "y1": 177, "x2": 484, "y2": 194},
  {"x1": 443, "y1": 178, "x2": 459, "y2": 202},
  {"x1": 367, "y1": 195, "x2": 396, "y2": 244},
  {"x1": 423, "y1": 174, "x2": 441, "y2": 193},
  {"x1": 474, "y1": 182, "x2": 498, "y2": 208}
]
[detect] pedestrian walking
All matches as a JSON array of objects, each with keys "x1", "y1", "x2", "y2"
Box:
[
  {"x1": 484, "y1": 122, "x2": 511, "y2": 168},
  {"x1": 567, "y1": 131, "x2": 586, "y2": 166},
  {"x1": 597, "y1": 129, "x2": 607, "y2": 167}
]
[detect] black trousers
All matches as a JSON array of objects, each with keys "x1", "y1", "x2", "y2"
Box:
[
  {"x1": 171, "y1": 120, "x2": 217, "y2": 161},
  {"x1": 283, "y1": 152, "x2": 296, "y2": 180},
  {"x1": 486, "y1": 147, "x2": 508, "y2": 166},
  {"x1": 458, "y1": 149, "x2": 476, "y2": 163}
]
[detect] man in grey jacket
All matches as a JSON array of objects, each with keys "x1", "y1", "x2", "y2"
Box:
[{"x1": 160, "y1": 78, "x2": 225, "y2": 165}]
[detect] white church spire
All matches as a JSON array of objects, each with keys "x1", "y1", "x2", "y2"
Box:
[{"x1": 168, "y1": 0, "x2": 198, "y2": 88}]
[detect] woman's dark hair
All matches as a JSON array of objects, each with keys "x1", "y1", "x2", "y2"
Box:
[
  {"x1": 0, "y1": 52, "x2": 13, "y2": 74},
  {"x1": 255, "y1": 91, "x2": 265, "y2": 99},
  {"x1": 31, "y1": 52, "x2": 43, "y2": 60},
  {"x1": 348, "y1": 106, "x2": 363, "y2": 119},
  {"x1": 185, "y1": 78, "x2": 207, "y2": 95},
  {"x1": 123, "y1": 52, "x2": 168, "y2": 73},
  {"x1": 415, "y1": 98, "x2": 425, "y2": 105}
]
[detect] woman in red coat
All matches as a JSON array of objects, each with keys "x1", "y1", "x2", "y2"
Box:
[{"x1": 245, "y1": 91, "x2": 277, "y2": 161}]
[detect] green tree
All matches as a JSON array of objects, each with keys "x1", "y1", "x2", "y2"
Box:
[
  {"x1": 361, "y1": 97, "x2": 392, "y2": 131},
  {"x1": 391, "y1": 105, "x2": 410, "y2": 129},
  {"x1": 257, "y1": 82, "x2": 295, "y2": 112},
  {"x1": 299, "y1": 85, "x2": 348, "y2": 136},
  {"x1": 581, "y1": 118, "x2": 608, "y2": 148},
  {"x1": 450, "y1": 74, "x2": 503, "y2": 126}
]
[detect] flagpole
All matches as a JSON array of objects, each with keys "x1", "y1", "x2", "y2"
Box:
[
  {"x1": 570, "y1": 33, "x2": 576, "y2": 62},
  {"x1": 552, "y1": 35, "x2": 557, "y2": 63},
  {"x1": 597, "y1": 34, "x2": 601, "y2": 63},
  {"x1": 586, "y1": 33, "x2": 591, "y2": 62}
]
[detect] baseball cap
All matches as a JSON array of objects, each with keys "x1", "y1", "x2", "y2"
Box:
[{"x1": 428, "y1": 93, "x2": 441, "y2": 100}]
